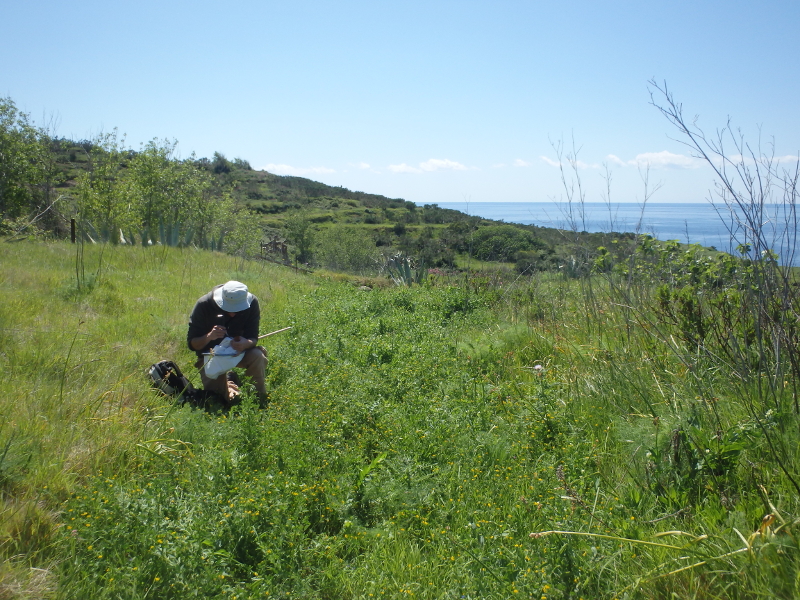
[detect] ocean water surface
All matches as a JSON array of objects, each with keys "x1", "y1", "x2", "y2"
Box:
[{"x1": 433, "y1": 202, "x2": 799, "y2": 265}]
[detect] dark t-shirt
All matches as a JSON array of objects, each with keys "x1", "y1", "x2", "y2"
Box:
[{"x1": 187, "y1": 285, "x2": 261, "y2": 357}]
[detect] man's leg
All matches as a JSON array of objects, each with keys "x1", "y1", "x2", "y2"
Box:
[
  {"x1": 238, "y1": 347, "x2": 268, "y2": 402},
  {"x1": 198, "y1": 359, "x2": 231, "y2": 400}
]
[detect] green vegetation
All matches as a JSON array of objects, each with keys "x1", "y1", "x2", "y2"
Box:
[
  {"x1": 1, "y1": 94, "x2": 648, "y2": 278},
  {"x1": 3, "y1": 85, "x2": 800, "y2": 598},
  {"x1": 1, "y1": 235, "x2": 799, "y2": 599}
]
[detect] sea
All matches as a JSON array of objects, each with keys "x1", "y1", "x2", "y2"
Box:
[{"x1": 433, "y1": 202, "x2": 800, "y2": 266}]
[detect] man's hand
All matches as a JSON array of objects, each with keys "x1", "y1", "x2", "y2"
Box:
[
  {"x1": 208, "y1": 325, "x2": 227, "y2": 341},
  {"x1": 231, "y1": 336, "x2": 255, "y2": 353},
  {"x1": 190, "y1": 325, "x2": 228, "y2": 351}
]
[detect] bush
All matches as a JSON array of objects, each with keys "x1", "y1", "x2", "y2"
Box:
[
  {"x1": 315, "y1": 225, "x2": 379, "y2": 274},
  {"x1": 471, "y1": 224, "x2": 548, "y2": 262},
  {"x1": 211, "y1": 151, "x2": 232, "y2": 174},
  {"x1": 515, "y1": 248, "x2": 557, "y2": 273}
]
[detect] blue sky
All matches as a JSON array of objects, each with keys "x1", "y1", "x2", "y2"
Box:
[{"x1": 3, "y1": 0, "x2": 799, "y2": 204}]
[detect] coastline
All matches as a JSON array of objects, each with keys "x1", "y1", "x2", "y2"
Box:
[{"x1": 428, "y1": 201, "x2": 798, "y2": 265}]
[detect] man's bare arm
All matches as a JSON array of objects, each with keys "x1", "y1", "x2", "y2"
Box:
[{"x1": 190, "y1": 325, "x2": 228, "y2": 351}]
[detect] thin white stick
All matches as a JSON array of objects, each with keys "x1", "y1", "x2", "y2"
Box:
[{"x1": 257, "y1": 326, "x2": 292, "y2": 339}]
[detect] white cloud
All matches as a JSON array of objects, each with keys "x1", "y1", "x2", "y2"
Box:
[
  {"x1": 540, "y1": 156, "x2": 561, "y2": 168},
  {"x1": 544, "y1": 151, "x2": 704, "y2": 170},
  {"x1": 347, "y1": 161, "x2": 382, "y2": 174},
  {"x1": 631, "y1": 151, "x2": 702, "y2": 169},
  {"x1": 419, "y1": 158, "x2": 467, "y2": 172},
  {"x1": 388, "y1": 158, "x2": 468, "y2": 174},
  {"x1": 539, "y1": 156, "x2": 598, "y2": 169},
  {"x1": 513, "y1": 159, "x2": 530, "y2": 167},
  {"x1": 601, "y1": 151, "x2": 705, "y2": 169},
  {"x1": 713, "y1": 153, "x2": 800, "y2": 168},
  {"x1": 575, "y1": 160, "x2": 599, "y2": 169},
  {"x1": 263, "y1": 163, "x2": 336, "y2": 176},
  {"x1": 388, "y1": 163, "x2": 422, "y2": 173}
]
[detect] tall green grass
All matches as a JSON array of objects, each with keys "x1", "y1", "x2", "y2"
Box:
[{"x1": 1, "y1": 240, "x2": 798, "y2": 599}]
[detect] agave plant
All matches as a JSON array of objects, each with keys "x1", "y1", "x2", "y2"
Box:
[
  {"x1": 154, "y1": 216, "x2": 196, "y2": 247},
  {"x1": 385, "y1": 253, "x2": 426, "y2": 286}
]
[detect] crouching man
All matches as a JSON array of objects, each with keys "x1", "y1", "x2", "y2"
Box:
[{"x1": 187, "y1": 280, "x2": 267, "y2": 404}]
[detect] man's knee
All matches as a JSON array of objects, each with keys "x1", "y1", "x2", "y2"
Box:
[{"x1": 244, "y1": 347, "x2": 267, "y2": 368}]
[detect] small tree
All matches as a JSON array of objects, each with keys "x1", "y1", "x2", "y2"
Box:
[
  {"x1": 471, "y1": 224, "x2": 546, "y2": 262},
  {"x1": 117, "y1": 140, "x2": 219, "y2": 247},
  {"x1": 648, "y1": 79, "x2": 800, "y2": 390},
  {"x1": 211, "y1": 151, "x2": 232, "y2": 174},
  {"x1": 74, "y1": 129, "x2": 133, "y2": 242},
  {"x1": 224, "y1": 204, "x2": 262, "y2": 268},
  {"x1": 648, "y1": 80, "x2": 800, "y2": 495},
  {"x1": 123, "y1": 138, "x2": 179, "y2": 242},
  {"x1": 0, "y1": 97, "x2": 50, "y2": 220},
  {"x1": 316, "y1": 225, "x2": 379, "y2": 274},
  {"x1": 284, "y1": 211, "x2": 315, "y2": 264}
]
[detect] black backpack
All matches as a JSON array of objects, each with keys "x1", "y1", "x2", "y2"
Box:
[
  {"x1": 148, "y1": 360, "x2": 197, "y2": 400},
  {"x1": 148, "y1": 360, "x2": 225, "y2": 408}
]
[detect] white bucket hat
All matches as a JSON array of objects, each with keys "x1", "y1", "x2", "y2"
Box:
[{"x1": 213, "y1": 281, "x2": 253, "y2": 313}]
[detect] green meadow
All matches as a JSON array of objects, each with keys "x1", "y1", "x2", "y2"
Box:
[{"x1": 1, "y1": 239, "x2": 799, "y2": 599}]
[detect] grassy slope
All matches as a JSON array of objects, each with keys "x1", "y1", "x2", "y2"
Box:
[
  {"x1": 1, "y1": 240, "x2": 798, "y2": 599},
  {"x1": 46, "y1": 141, "x2": 651, "y2": 270}
]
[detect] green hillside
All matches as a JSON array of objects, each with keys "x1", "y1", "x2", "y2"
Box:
[{"x1": 1, "y1": 95, "x2": 650, "y2": 278}]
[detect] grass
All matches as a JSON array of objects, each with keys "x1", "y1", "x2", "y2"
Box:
[{"x1": 1, "y1": 239, "x2": 799, "y2": 599}]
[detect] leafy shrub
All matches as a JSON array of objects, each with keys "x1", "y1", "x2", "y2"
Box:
[
  {"x1": 316, "y1": 225, "x2": 379, "y2": 274},
  {"x1": 211, "y1": 151, "x2": 232, "y2": 174},
  {"x1": 515, "y1": 248, "x2": 557, "y2": 273},
  {"x1": 471, "y1": 225, "x2": 548, "y2": 262}
]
